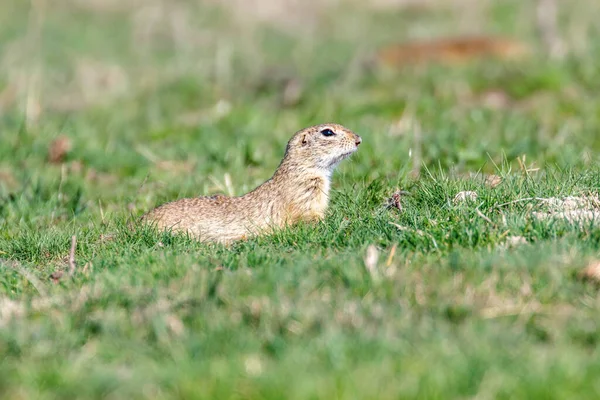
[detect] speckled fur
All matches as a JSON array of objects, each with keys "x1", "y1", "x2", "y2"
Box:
[{"x1": 141, "y1": 124, "x2": 362, "y2": 243}]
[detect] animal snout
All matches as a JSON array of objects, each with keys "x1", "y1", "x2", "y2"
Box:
[{"x1": 354, "y1": 135, "x2": 362, "y2": 146}]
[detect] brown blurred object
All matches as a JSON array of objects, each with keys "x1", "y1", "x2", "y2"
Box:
[
  {"x1": 48, "y1": 136, "x2": 72, "y2": 164},
  {"x1": 579, "y1": 260, "x2": 600, "y2": 284},
  {"x1": 386, "y1": 190, "x2": 411, "y2": 212},
  {"x1": 0, "y1": 168, "x2": 18, "y2": 191},
  {"x1": 49, "y1": 271, "x2": 64, "y2": 284},
  {"x1": 484, "y1": 174, "x2": 502, "y2": 188},
  {"x1": 374, "y1": 36, "x2": 529, "y2": 68},
  {"x1": 478, "y1": 89, "x2": 511, "y2": 110},
  {"x1": 461, "y1": 173, "x2": 502, "y2": 188},
  {"x1": 281, "y1": 78, "x2": 304, "y2": 107}
]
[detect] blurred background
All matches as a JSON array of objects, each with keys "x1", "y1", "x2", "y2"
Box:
[
  {"x1": 3, "y1": 0, "x2": 598, "y2": 119},
  {"x1": 1, "y1": 0, "x2": 600, "y2": 208},
  {"x1": 1, "y1": 0, "x2": 596, "y2": 107}
]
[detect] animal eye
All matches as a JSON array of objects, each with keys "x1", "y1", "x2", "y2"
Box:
[{"x1": 320, "y1": 128, "x2": 335, "y2": 137}]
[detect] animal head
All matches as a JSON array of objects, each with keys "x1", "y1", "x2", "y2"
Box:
[{"x1": 284, "y1": 123, "x2": 362, "y2": 172}]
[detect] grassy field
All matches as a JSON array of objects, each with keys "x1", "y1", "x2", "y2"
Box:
[{"x1": 1, "y1": 0, "x2": 600, "y2": 398}]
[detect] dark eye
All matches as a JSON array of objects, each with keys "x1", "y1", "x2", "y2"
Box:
[{"x1": 320, "y1": 128, "x2": 335, "y2": 137}]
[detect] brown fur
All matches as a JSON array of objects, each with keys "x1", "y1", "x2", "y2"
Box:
[{"x1": 141, "y1": 124, "x2": 362, "y2": 243}]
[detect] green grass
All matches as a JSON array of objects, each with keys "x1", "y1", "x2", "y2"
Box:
[{"x1": 1, "y1": 0, "x2": 600, "y2": 398}]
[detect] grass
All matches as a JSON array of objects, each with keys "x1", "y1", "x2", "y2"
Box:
[{"x1": 1, "y1": 0, "x2": 600, "y2": 398}]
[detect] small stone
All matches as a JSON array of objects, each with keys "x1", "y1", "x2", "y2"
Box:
[
  {"x1": 453, "y1": 191, "x2": 478, "y2": 204},
  {"x1": 364, "y1": 245, "x2": 380, "y2": 280}
]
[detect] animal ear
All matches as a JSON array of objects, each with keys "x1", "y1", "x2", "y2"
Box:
[{"x1": 301, "y1": 134, "x2": 308, "y2": 145}]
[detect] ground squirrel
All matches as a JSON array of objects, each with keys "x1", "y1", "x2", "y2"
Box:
[{"x1": 141, "y1": 124, "x2": 362, "y2": 243}]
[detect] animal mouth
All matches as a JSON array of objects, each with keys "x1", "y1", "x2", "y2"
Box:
[{"x1": 328, "y1": 149, "x2": 356, "y2": 167}]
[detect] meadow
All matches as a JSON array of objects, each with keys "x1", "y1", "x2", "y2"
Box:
[{"x1": 1, "y1": 0, "x2": 600, "y2": 398}]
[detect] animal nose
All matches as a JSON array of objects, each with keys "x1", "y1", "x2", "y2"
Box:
[{"x1": 355, "y1": 135, "x2": 362, "y2": 146}]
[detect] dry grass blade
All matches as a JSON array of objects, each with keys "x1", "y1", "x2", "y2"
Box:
[
  {"x1": 494, "y1": 197, "x2": 551, "y2": 209},
  {"x1": 68, "y1": 235, "x2": 77, "y2": 277},
  {"x1": 364, "y1": 244, "x2": 380, "y2": 281},
  {"x1": 475, "y1": 207, "x2": 495, "y2": 226},
  {"x1": 480, "y1": 301, "x2": 541, "y2": 319},
  {"x1": 385, "y1": 244, "x2": 397, "y2": 267}
]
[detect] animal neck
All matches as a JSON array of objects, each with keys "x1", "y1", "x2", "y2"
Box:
[
  {"x1": 250, "y1": 156, "x2": 332, "y2": 223},
  {"x1": 271, "y1": 156, "x2": 331, "y2": 194}
]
